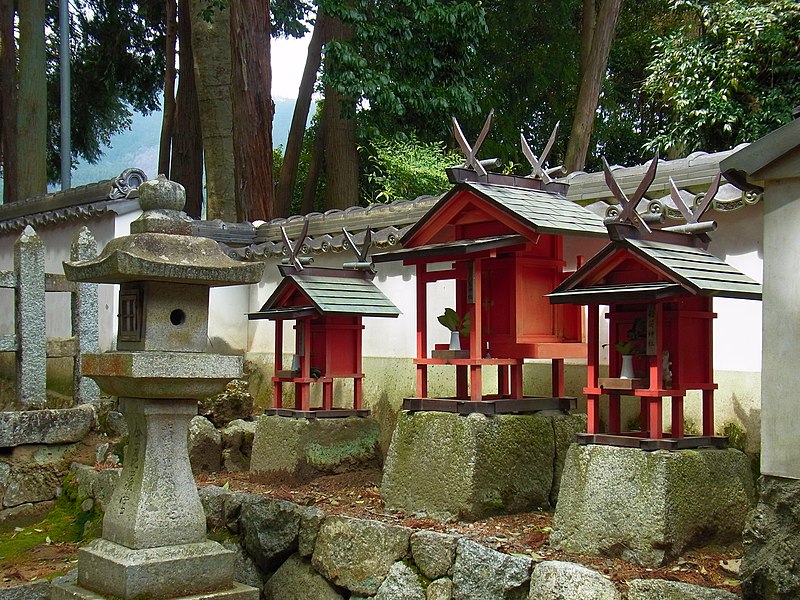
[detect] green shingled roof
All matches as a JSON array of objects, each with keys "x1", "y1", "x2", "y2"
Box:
[
  {"x1": 626, "y1": 239, "x2": 762, "y2": 299},
  {"x1": 259, "y1": 273, "x2": 400, "y2": 317},
  {"x1": 549, "y1": 237, "x2": 762, "y2": 303},
  {"x1": 464, "y1": 182, "x2": 608, "y2": 236}
]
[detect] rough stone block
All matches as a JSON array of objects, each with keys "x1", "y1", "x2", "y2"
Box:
[
  {"x1": 741, "y1": 475, "x2": 800, "y2": 600},
  {"x1": 250, "y1": 415, "x2": 380, "y2": 483},
  {"x1": 452, "y1": 538, "x2": 532, "y2": 599},
  {"x1": 239, "y1": 498, "x2": 305, "y2": 572},
  {"x1": 375, "y1": 561, "x2": 426, "y2": 600},
  {"x1": 311, "y1": 516, "x2": 412, "y2": 596},
  {"x1": 76, "y1": 538, "x2": 236, "y2": 599},
  {"x1": 0, "y1": 405, "x2": 94, "y2": 447},
  {"x1": 528, "y1": 561, "x2": 619, "y2": 600},
  {"x1": 551, "y1": 445, "x2": 755, "y2": 566},
  {"x1": 0, "y1": 579, "x2": 51, "y2": 600},
  {"x1": 263, "y1": 554, "x2": 343, "y2": 600},
  {"x1": 627, "y1": 578, "x2": 738, "y2": 599},
  {"x1": 427, "y1": 578, "x2": 454, "y2": 600},
  {"x1": 70, "y1": 464, "x2": 121, "y2": 512},
  {"x1": 298, "y1": 505, "x2": 326, "y2": 557},
  {"x1": 381, "y1": 411, "x2": 556, "y2": 521},
  {"x1": 410, "y1": 530, "x2": 459, "y2": 580},
  {"x1": 189, "y1": 415, "x2": 223, "y2": 474}
]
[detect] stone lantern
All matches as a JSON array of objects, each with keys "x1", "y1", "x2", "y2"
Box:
[{"x1": 54, "y1": 176, "x2": 264, "y2": 600}]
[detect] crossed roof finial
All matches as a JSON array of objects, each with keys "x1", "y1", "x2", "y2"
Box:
[
  {"x1": 520, "y1": 122, "x2": 560, "y2": 183},
  {"x1": 342, "y1": 227, "x2": 375, "y2": 272},
  {"x1": 453, "y1": 110, "x2": 494, "y2": 177},
  {"x1": 280, "y1": 219, "x2": 310, "y2": 270},
  {"x1": 602, "y1": 153, "x2": 660, "y2": 234},
  {"x1": 669, "y1": 172, "x2": 721, "y2": 225}
]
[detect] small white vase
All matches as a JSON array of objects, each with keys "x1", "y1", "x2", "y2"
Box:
[
  {"x1": 449, "y1": 331, "x2": 461, "y2": 351},
  {"x1": 620, "y1": 354, "x2": 635, "y2": 379}
]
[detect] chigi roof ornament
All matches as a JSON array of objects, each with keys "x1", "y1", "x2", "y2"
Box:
[{"x1": 521, "y1": 121, "x2": 561, "y2": 183}]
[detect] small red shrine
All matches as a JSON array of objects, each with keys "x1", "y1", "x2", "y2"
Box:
[
  {"x1": 548, "y1": 161, "x2": 762, "y2": 449},
  {"x1": 249, "y1": 227, "x2": 400, "y2": 418},
  {"x1": 373, "y1": 117, "x2": 608, "y2": 413}
]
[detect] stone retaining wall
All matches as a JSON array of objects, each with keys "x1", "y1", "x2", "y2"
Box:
[
  {"x1": 0, "y1": 406, "x2": 100, "y2": 528},
  {"x1": 58, "y1": 465, "x2": 739, "y2": 600}
]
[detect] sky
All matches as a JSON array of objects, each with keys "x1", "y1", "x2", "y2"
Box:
[{"x1": 272, "y1": 34, "x2": 312, "y2": 100}]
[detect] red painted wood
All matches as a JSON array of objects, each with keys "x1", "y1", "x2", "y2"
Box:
[
  {"x1": 608, "y1": 393, "x2": 621, "y2": 434},
  {"x1": 703, "y1": 389, "x2": 714, "y2": 436},
  {"x1": 587, "y1": 305, "x2": 600, "y2": 388},
  {"x1": 498, "y1": 365, "x2": 509, "y2": 396},
  {"x1": 469, "y1": 365, "x2": 482, "y2": 402},
  {"x1": 648, "y1": 398, "x2": 663, "y2": 439},
  {"x1": 587, "y1": 394, "x2": 600, "y2": 434},
  {"x1": 273, "y1": 381, "x2": 283, "y2": 409},
  {"x1": 456, "y1": 365, "x2": 468, "y2": 399},
  {"x1": 416, "y1": 264, "x2": 428, "y2": 397},
  {"x1": 552, "y1": 358, "x2": 565, "y2": 397},
  {"x1": 510, "y1": 364, "x2": 523, "y2": 399},
  {"x1": 354, "y1": 377, "x2": 363, "y2": 410},
  {"x1": 671, "y1": 396, "x2": 684, "y2": 438},
  {"x1": 322, "y1": 382, "x2": 333, "y2": 411},
  {"x1": 274, "y1": 320, "x2": 283, "y2": 371}
]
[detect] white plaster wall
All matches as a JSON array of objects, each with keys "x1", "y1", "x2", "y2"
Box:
[
  {"x1": 0, "y1": 211, "x2": 137, "y2": 352},
  {"x1": 760, "y1": 179, "x2": 800, "y2": 478}
]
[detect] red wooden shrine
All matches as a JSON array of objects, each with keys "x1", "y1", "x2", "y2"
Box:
[
  {"x1": 249, "y1": 230, "x2": 399, "y2": 418},
  {"x1": 373, "y1": 173, "x2": 608, "y2": 413},
  {"x1": 548, "y1": 165, "x2": 762, "y2": 448}
]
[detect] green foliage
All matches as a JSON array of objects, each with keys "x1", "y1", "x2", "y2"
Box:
[
  {"x1": 643, "y1": 0, "x2": 800, "y2": 155},
  {"x1": 320, "y1": 0, "x2": 487, "y2": 142},
  {"x1": 465, "y1": 0, "x2": 674, "y2": 172},
  {"x1": 361, "y1": 135, "x2": 461, "y2": 203},
  {"x1": 437, "y1": 308, "x2": 470, "y2": 336},
  {"x1": 44, "y1": 0, "x2": 166, "y2": 183},
  {"x1": 721, "y1": 420, "x2": 748, "y2": 452}
]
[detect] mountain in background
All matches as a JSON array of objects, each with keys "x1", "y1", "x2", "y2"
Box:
[{"x1": 0, "y1": 98, "x2": 304, "y2": 196}]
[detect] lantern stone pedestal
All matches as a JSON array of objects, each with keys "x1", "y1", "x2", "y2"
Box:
[
  {"x1": 52, "y1": 176, "x2": 264, "y2": 600},
  {"x1": 551, "y1": 444, "x2": 755, "y2": 566}
]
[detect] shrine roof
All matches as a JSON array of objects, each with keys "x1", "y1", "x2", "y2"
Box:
[
  {"x1": 372, "y1": 234, "x2": 526, "y2": 263},
  {"x1": 400, "y1": 181, "x2": 608, "y2": 247},
  {"x1": 549, "y1": 238, "x2": 762, "y2": 303},
  {"x1": 252, "y1": 270, "x2": 400, "y2": 318}
]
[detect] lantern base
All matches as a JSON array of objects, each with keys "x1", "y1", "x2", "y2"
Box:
[{"x1": 50, "y1": 539, "x2": 259, "y2": 600}]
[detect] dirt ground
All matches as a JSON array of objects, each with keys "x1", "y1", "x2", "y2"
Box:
[{"x1": 1, "y1": 468, "x2": 743, "y2": 596}]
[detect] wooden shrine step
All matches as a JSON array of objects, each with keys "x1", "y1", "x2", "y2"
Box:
[
  {"x1": 402, "y1": 396, "x2": 577, "y2": 415},
  {"x1": 576, "y1": 433, "x2": 728, "y2": 451},
  {"x1": 264, "y1": 408, "x2": 371, "y2": 419}
]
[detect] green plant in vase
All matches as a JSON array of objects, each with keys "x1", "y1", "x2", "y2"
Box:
[
  {"x1": 438, "y1": 308, "x2": 470, "y2": 351},
  {"x1": 615, "y1": 317, "x2": 646, "y2": 378}
]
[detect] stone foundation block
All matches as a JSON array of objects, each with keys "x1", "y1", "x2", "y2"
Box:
[
  {"x1": 249, "y1": 415, "x2": 380, "y2": 483},
  {"x1": 741, "y1": 475, "x2": 800, "y2": 600},
  {"x1": 381, "y1": 411, "x2": 570, "y2": 521},
  {"x1": 551, "y1": 445, "x2": 755, "y2": 566},
  {"x1": 75, "y1": 538, "x2": 237, "y2": 599}
]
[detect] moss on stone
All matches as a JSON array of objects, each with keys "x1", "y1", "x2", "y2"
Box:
[{"x1": 0, "y1": 471, "x2": 103, "y2": 566}]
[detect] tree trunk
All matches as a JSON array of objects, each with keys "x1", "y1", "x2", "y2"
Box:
[
  {"x1": 171, "y1": 0, "x2": 204, "y2": 217},
  {"x1": 322, "y1": 13, "x2": 358, "y2": 211},
  {"x1": 275, "y1": 9, "x2": 327, "y2": 217},
  {"x1": 564, "y1": 0, "x2": 624, "y2": 173},
  {"x1": 158, "y1": 0, "x2": 178, "y2": 178},
  {"x1": 301, "y1": 104, "x2": 328, "y2": 214},
  {"x1": 230, "y1": 0, "x2": 274, "y2": 222},
  {"x1": 189, "y1": 0, "x2": 236, "y2": 222},
  {"x1": 0, "y1": 0, "x2": 17, "y2": 203},
  {"x1": 323, "y1": 87, "x2": 359, "y2": 210},
  {"x1": 580, "y1": 0, "x2": 596, "y2": 77},
  {"x1": 16, "y1": 0, "x2": 47, "y2": 199}
]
